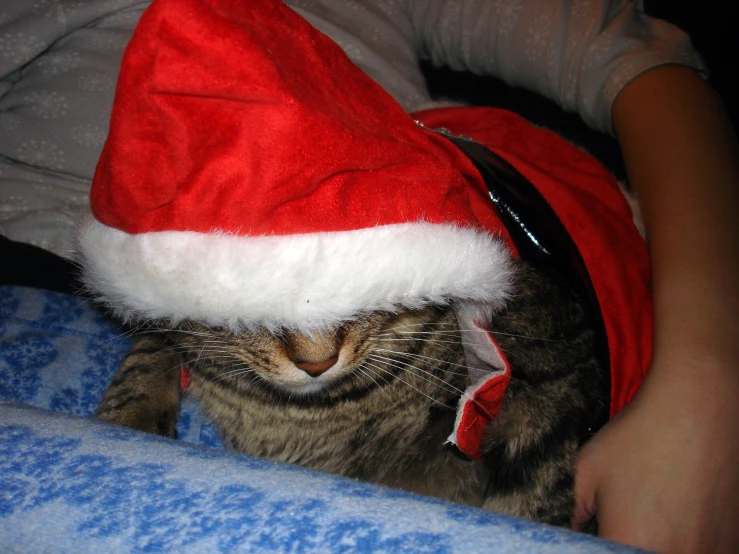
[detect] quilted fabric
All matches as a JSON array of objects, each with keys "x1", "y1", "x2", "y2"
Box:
[
  {"x1": 0, "y1": 285, "x2": 221, "y2": 447},
  {"x1": 0, "y1": 401, "x2": 645, "y2": 553},
  {"x1": 0, "y1": 286, "x2": 645, "y2": 552}
]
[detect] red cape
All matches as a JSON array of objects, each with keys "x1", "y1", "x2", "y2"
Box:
[{"x1": 414, "y1": 107, "x2": 653, "y2": 425}]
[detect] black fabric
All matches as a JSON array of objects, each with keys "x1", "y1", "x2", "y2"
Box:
[
  {"x1": 0, "y1": 235, "x2": 81, "y2": 296},
  {"x1": 440, "y1": 132, "x2": 611, "y2": 437}
]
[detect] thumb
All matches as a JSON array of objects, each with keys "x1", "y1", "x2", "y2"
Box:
[{"x1": 571, "y1": 445, "x2": 599, "y2": 531}]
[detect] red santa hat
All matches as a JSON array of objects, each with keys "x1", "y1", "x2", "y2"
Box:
[
  {"x1": 78, "y1": 0, "x2": 653, "y2": 458},
  {"x1": 77, "y1": 0, "x2": 515, "y2": 333}
]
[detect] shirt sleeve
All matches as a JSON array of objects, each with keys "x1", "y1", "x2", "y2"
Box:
[{"x1": 407, "y1": 0, "x2": 707, "y2": 133}]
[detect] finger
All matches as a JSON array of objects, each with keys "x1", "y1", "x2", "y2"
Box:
[{"x1": 571, "y1": 448, "x2": 598, "y2": 530}]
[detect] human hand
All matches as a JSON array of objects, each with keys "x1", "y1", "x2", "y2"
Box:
[
  {"x1": 572, "y1": 355, "x2": 739, "y2": 553},
  {"x1": 596, "y1": 64, "x2": 739, "y2": 553}
]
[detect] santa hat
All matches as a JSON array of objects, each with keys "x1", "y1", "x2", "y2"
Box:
[
  {"x1": 78, "y1": 0, "x2": 653, "y2": 459},
  {"x1": 77, "y1": 0, "x2": 515, "y2": 333}
]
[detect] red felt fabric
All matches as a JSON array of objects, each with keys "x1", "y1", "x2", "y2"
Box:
[
  {"x1": 455, "y1": 332, "x2": 512, "y2": 460},
  {"x1": 91, "y1": 0, "x2": 507, "y2": 241},
  {"x1": 181, "y1": 366, "x2": 190, "y2": 391},
  {"x1": 92, "y1": 0, "x2": 651, "y2": 423},
  {"x1": 414, "y1": 108, "x2": 653, "y2": 418}
]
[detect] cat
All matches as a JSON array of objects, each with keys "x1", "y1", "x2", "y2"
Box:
[{"x1": 95, "y1": 258, "x2": 608, "y2": 527}]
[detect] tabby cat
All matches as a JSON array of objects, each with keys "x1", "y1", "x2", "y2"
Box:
[{"x1": 96, "y1": 258, "x2": 608, "y2": 526}]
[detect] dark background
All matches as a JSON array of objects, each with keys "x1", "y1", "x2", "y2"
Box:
[{"x1": 645, "y1": 0, "x2": 736, "y2": 128}]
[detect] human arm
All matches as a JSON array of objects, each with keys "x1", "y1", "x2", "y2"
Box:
[
  {"x1": 409, "y1": 2, "x2": 739, "y2": 548},
  {"x1": 572, "y1": 64, "x2": 739, "y2": 553},
  {"x1": 411, "y1": 2, "x2": 739, "y2": 548},
  {"x1": 409, "y1": 0, "x2": 705, "y2": 133}
]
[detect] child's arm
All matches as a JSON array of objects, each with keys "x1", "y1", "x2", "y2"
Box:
[{"x1": 573, "y1": 64, "x2": 739, "y2": 553}]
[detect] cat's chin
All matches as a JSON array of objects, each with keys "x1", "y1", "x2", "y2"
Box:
[
  {"x1": 273, "y1": 378, "x2": 333, "y2": 397},
  {"x1": 263, "y1": 363, "x2": 351, "y2": 398}
]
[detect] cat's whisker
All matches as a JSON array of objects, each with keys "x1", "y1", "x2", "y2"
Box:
[
  {"x1": 161, "y1": 343, "x2": 229, "y2": 355},
  {"x1": 378, "y1": 340, "x2": 538, "y2": 374},
  {"x1": 389, "y1": 320, "x2": 455, "y2": 327},
  {"x1": 375, "y1": 331, "x2": 477, "y2": 340},
  {"x1": 173, "y1": 342, "x2": 230, "y2": 352},
  {"x1": 212, "y1": 365, "x2": 258, "y2": 383},
  {"x1": 377, "y1": 326, "x2": 480, "y2": 335},
  {"x1": 356, "y1": 362, "x2": 394, "y2": 400},
  {"x1": 353, "y1": 365, "x2": 381, "y2": 395},
  {"x1": 159, "y1": 328, "x2": 216, "y2": 337},
  {"x1": 375, "y1": 358, "x2": 492, "y2": 420},
  {"x1": 193, "y1": 340, "x2": 211, "y2": 368},
  {"x1": 368, "y1": 353, "x2": 494, "y2": 420},
  {"x1": 380, "y1": 324, "x2": 561, "y2": 342},
  {"x1": 367, "y1": 353, "x2": 469, "y2": 400},
  {"x1": 192, "y1": 354, "x2": 244, "y2": 364},
  {"x1": 163, "y1": 327, "x2": 229, "y2": 340},
  {"x1": 231, "y1": 365, "x2": 271, "y2": 393},
  {"x1": 176, "y1": 345, "x2": 235, "y2": 354},
  {"x1": 370, "y1": 355, "x2": 462, "y2": 394},
  {"x1": 487, "y1": 331, "x2": 561, "y2": 342},
  {"x1": 169, "y1": 342, "x2": 235, "y2": 357},
  {"x1": 178, "y1": 339, "x2": 233, "y2": 346},
  {"x1": 375, "y1": 336, "x2": 490, "y2": 349},
  {"x1": 362, "y1": 360, "x2": 455, "y2": 411},
  {"x1": 194, "y1": 355, "x2": 258, "y2": 381},
  {"x1": 373, "y1": 348, "x2": 470, "y2": 376},
  {"x1": 380, "y1": 329, "x2": 557, "y2": 341},
  {"x1": 373, "y1": 338, "x2": 464, "y2": 361}
]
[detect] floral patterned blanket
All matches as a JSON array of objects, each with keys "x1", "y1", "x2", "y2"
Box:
[{"x1": 0, "y1": 285, "x2": 641, "y2": 553}]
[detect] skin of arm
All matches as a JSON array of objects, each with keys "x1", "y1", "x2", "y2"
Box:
[{"x1": 572, "y1": 64, "x2": 739, "y2": 553}]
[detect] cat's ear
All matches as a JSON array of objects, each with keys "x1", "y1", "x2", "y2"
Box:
[{"x1": 447, "y1": 302, "x2": 511, "y2": 460}]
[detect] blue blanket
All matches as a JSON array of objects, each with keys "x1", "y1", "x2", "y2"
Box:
[{"x1": 0, "y1": 286, "x2": 642, "y2": 552}]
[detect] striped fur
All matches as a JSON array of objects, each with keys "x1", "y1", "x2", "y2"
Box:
[{"x1": 96, "y1": 260, "x2": 608, "y2": 526}]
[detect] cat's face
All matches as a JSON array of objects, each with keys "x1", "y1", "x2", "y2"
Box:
[{"x1": 173, "y1": 305, "x2": 466, "y2": 398}]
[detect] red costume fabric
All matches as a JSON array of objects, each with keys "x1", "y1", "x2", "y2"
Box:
[
  {"x1": 78, "y1": 0, "x2": 652, "y2": 459},
  {"x1": 414, "y1": 107, "x2": 653, "y2": 423}
]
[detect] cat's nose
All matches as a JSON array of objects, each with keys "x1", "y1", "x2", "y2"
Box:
[
  {"x1": 292, "y1": 355, "x2": 339, "y2": 376},
  {"x1": 283, "y1": 329, "x2": 342, "y2": 377}
]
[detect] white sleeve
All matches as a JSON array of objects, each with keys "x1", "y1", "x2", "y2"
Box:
[{"x1": 406, "y1": 0, "x2": 707, "y2": 132}]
